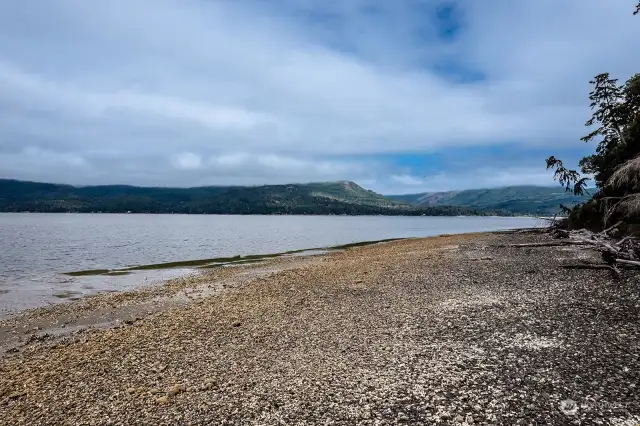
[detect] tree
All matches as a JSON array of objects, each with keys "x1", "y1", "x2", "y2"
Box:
[
  {"x1": 545, "y1": 156, "x2": 589, "y2": 196},
  {"x1": 547, "y1": 73, "x2": 640, "y2": 230},
  {"x1": 579, "y1": 73, "x2": 639, "y2": 187},
  {"x1": 545, "y1": 5, "x2": 640, "y2": 232}
]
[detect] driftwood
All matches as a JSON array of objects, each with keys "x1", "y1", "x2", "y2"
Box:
[
  {"x1": 615, "y1": 259, "x2": 640, "y2": 267},
  {"x1": 563, "y1": 263, "x2": 616, "y2": 270},
  {"x1": 507, "y1": 241, "x2": 590, "y2": 248},
  {"x1": 507, "y1": 228, "x2": 640, "y2": 273}
]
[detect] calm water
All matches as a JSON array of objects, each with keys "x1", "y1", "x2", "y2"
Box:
[{"x1": 0, "y1": 214, "x2": 540, "y2": 315}]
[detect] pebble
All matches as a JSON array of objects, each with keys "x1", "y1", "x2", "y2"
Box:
[{"x1": 168, "y1": 384, "x2": 185, "y2": 396}]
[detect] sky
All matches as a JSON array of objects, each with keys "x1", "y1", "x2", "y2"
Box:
[{"x1": 0, "y1": 0, "x2": 638, "y2": 194}]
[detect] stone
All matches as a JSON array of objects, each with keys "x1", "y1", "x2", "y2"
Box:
[
  {"x1": 156, "y1": 396, "x2": 169, "y2": 404},
  {"x1": 168, "y1": 384, "x2": 185, "y2": 396},
  {"x1": 8, "y1": 391, "x2": 27, "y2": 400},
  {"x1": 559, "y1": 399, "x2": 578, "y2": 416}
]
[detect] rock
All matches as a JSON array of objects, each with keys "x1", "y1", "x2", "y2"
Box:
[
  {"x1": 466, "y1": 414, "x2": 475, "y2": 424},
  {"x1": 455, "y1": 415, "x2": 464, "y2": 423},
  {"x1": 8, "y1": 391, "x2": 27, "y2": 400},
  {"x1": 559, "y1": 399, "x2": 578, "y2": 416},
  {"x1": 232, "y1": 320, "x2": 241, "y2": 327},
  {"x1": 168, "y1": 384, "x2": 185, "y2": 396},
  {"x1": 156, "y1": 396, "x2": 169, "y2": 404},
  {"x1": 126, "y1": 387, "x2": 136, "y2": 394},
  {"x1": 200, "y1": 379, "x2": 217, "y2": 390},
  {"x1": 552, "y1": 229, "x2": 570, "y2": 239}
]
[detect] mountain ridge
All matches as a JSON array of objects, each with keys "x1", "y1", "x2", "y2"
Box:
[
  {"x1": 0, "y1": 179, "x2": 496, "y2": 216},
  {"x1": 386, "y1": 185, "x2": 590, "y2": 215},
  {"x1": 0, "y1": 179, "x2": 588, "y2": 215}
]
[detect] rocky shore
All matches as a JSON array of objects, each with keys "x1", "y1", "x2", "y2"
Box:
[{"x1": 1, "y1": 231, "x2": 639, "y2": 425}]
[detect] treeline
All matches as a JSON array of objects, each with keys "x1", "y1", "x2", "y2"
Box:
[{"x1": 0, "y1": 179, "x2": 512, "y2": 216}]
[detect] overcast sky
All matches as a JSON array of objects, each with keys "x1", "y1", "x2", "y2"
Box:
[{"x1": 0, "y1": 0, "x2": 638, "y2": 194}]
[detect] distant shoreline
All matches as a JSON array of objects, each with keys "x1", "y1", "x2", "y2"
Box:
[
  {"x1": 1, "y1": 178, "x2": 580, "y2": 216},
  {"x1": 0, "y1": 211, "x2": 533, "y2": 217}
]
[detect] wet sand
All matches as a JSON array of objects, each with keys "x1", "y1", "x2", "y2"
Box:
[{"x1": 0, "y1": 231, "x2": 639, "y2": 425}]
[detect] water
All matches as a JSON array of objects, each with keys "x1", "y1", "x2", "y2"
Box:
[{"x1": 0, "y1": 213, "x2": 540, "y2": 315}]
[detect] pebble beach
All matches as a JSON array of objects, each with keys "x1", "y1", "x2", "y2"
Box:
[{"x1": 1, "y1": 231, "x2": 639, "y2": 425}]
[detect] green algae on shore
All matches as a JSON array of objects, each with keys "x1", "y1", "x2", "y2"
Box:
[{"x1": 65, "y1": 269, "x2": 112, "y2": 277}]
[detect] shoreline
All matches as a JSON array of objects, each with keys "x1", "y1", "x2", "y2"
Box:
[
  {"x1": 0, "y1": 237, "x2": 407, "y2": 320},
  {"x1": 0, "y1": 212, "x2": 537, "y2": 217},
  {"x1": 2, "y1": 230, "x2": 638, "y2": 424},
  {"x1": 0, "y1": 232, "x2": 488, "y2": 355},
  {"x1": 3, "y1": 218, "x2": 540, "y2": 318},
  {"x1": 62, "y1": 237, "x2": 405, "y2": 277},
  {"x1": 0, "y1": 233, "x2": 446, "y2": 351}
]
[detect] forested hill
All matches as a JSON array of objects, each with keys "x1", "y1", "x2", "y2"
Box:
[
  {"x1": 387, "y1": 185, "x2": 590, "y2": 215},
  {"x1": 0, "y1": 179, "x2": 504, "y2": 216}
]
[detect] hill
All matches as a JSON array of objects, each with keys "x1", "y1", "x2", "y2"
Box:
[
  {"x1": 0, "y1": 179, "x2": 502, "y2": 216},
  {"x1": 386, "y1": 185, "x2": 591, "y2": 215}
]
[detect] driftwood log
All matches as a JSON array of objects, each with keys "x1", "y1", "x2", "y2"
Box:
[{"x1": 507, "y1": 228, "x2": 640, "y2": 274}]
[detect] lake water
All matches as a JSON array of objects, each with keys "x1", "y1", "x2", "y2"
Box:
[{"x1": 0, "y1": 214, "x2": 541, "y2": 316}]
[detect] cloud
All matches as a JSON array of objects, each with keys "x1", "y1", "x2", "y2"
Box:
[
  {"x1": 207, "y1": 153, "x2": 370, "y2": 181},
  {"x1": 381, "y1": 167, "x2": 561, "y2": 195},
  {"x1": 0, "y1": 0, "x2": 638, "y2": 191},
  {"x1": 391, "y1": 175, "x2": 424, "y2": 186},
  {"x1": 0, "y1": 147, "x2": 87, "y2": 183},
  {"x1": 172, "y1": 152, "x2": 202, "y2": 170}
]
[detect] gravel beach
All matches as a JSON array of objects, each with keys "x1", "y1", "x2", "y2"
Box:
[{"x1": 1, "y1": 231, "x2": 639, "y2": 425}]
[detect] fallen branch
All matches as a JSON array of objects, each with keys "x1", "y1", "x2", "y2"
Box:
[
  {"x1": 615, "y1": 259, "x2": 640, "y2": 267},
  {"x1": 562, "y1": 262, "x2": 621, "y2": 278},
  {"x1": 506, "y1": 241, "x2": 591, "y2": 248},
  {"x1": 563, "y1": 264, "x2": 616, "y2": 270},
  {"x1": 615, "y1": 236, "x2": 639, "y2": 248},
  {"x1": 602, "y1": 221, "x2": 623, "y2": 235}
]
